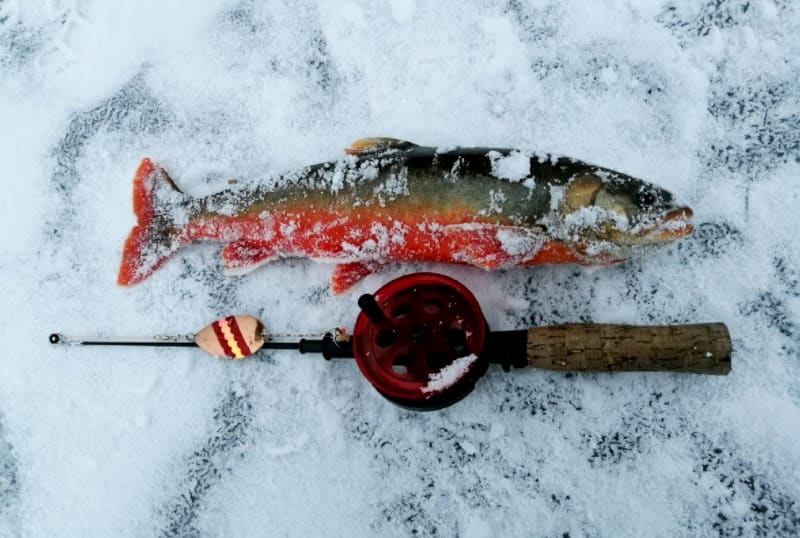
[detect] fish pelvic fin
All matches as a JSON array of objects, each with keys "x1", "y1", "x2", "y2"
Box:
[
  {"x1": 441, "y1": 224, "x2": 549, "y2": 269},
  {"x1": 331, "y1": 261, "x2": 380, "y2": 294},
  {"x1": 117, "y1": 158, "x2": 190, "y2": 286}
]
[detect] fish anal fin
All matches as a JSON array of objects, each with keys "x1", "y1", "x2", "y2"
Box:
[
  {"x1": 222, "y1": 239, "x2": 278, "y2": 274},
  {"x1": 345, "y1": 137, "x2": 417, "y2": 155},
  {"x1": 331, "y1": 261, "x2": 379, "y2": 294}
]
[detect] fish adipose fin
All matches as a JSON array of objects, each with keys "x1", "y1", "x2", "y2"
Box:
[
  {"x1": 222, "y1": 240, "x2": 279, "y2": 274},
  {"x1": 117, "y1": 158, "x2": 190, "y2": 286},
  {"x1": 331, "y1": 261, "x2": 380, "y2": 294},
  {"x1": 345, "y1": 137, "x2": 417, "y2": 155}
]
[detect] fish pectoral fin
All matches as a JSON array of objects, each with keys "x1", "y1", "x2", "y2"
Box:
[
  {"x1": 331, "y1": 261, "x2": 380, "y2": 294},
  {"x1": 440, "y1": 224, "x2": 507, "y2": 270},
  {"x1": 222, "y1": 240, "x2": 278, "y2": 274},
  {"x1": 442, "y1": 224, "x2": 546, "y2": 269},
  {"x1": 525, "y1": 240, "x2": 581, "y2": 265},
  {"x1": 345, "y1": 137, "x2": 417, "y2": 155}
]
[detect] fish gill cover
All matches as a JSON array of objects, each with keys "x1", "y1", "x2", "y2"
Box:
[{"x1": 0, "y1": 0, "x2": 798, "y2": 537}]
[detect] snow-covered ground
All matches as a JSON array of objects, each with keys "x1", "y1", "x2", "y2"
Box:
[{"x1": 1, "y1": 1, "x2": 799, "y2": 536}]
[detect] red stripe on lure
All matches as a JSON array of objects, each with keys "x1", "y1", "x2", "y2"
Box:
[
  {"x1": 224, "y1": 316, "x2": 252, "y2": 358},
  {"x1": 210, "y1": 318, "x2": 235, "y2": 358},
  {"x1": 208, "y1": 316, "x2": 253, "y2": 359},
  {"x1": 118, "y1": 138, "x2": 693, "y2": 293}
]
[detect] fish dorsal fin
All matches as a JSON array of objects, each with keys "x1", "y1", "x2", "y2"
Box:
[{"x1": 345, "y1": 137, "x2": 417, "y2": 155}]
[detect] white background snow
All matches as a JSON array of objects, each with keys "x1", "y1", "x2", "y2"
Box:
[{"x1": 1, "y1": 0, "x2": 799, "y2": 536}]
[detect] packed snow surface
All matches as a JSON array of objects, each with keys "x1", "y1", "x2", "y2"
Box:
[{"x1": 1, "y1": 1, "x2": 799, "y2": 537}]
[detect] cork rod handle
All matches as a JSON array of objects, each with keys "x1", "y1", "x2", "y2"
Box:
[{"x1": 526, "y1": 323, "x2": 731, "y2": 375}]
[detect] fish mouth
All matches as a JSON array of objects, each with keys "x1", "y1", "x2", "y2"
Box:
[
  {"x1": 610, "y1": 206, "x2": 693, "y2": 246},
  {"x1": 641, "y1": 207, "x2": 694, "y2": 242}
]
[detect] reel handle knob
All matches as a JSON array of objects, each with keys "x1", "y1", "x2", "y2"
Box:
[
  {"x1": 526, "y1": 323, "x2": 731, "y2": 375},
  {"x1": 357, "y1": 294, "x2": 387, "y2": 323}
]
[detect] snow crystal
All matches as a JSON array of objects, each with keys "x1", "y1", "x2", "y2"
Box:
[
  {"x1": 372, "y1": 168, "x2": 409, "y2": 203},
  {"x1": 549, "y1": 185, "x2": 566, "y2": 211},
  {"x1": 478, "y1": 189, "x2": 507, "y2": 216},
  {"x1": 420, "y1": 354, "x2": 479, "y2": 394},
  {"x1": 564, "y1": 206, "x2": 630, "y2": 232},
  {"x1": 369, "y1": 223, "x2": 390, "y2": 248},
  {"x1": 488, "y1": 150, "x2": 531, "y2": 182},
  {"x1": 279, "y1": 221, "x2": 297, "y2": 237},
  {"x1": 389, "y1": 221, "x2": 407, "y2": 245},
  {"x1": 329, "y1": 167, "x2": 346, "y2": 193},
  {"x1": 357, "y1": 161, "x2": 379, "y2": 181},
  {"x1": 496, "y1": 228, "x2": 544, "y2": 258}
]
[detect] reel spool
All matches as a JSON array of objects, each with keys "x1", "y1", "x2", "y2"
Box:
[{"x1": 352, "y1": 273, "x2": 490, "y2": 410}]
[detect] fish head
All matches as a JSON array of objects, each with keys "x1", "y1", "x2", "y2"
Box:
[{"x1": 557, "y1": 172, "x2": 693, "y2": 261}]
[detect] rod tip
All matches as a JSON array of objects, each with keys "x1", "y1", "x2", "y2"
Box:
[{"x1": 49, "y1": 333, "x2": 61, "y2": 344}]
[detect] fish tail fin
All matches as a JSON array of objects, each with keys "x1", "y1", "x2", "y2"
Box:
[{"x1": 117, "y1": 158, "x2": 189, "y2": 285}]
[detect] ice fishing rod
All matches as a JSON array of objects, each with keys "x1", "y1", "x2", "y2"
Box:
[
  {"x1": 50, "y1": 272, "x2": 732, "y2": 410},
  {"x1": 49, "y1": 322, "x2": 348, "y2": 356}
]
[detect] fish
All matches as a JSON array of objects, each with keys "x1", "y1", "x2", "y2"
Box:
[{"x1": 118, "y1": 137, "x2": 693, "y2": 294}]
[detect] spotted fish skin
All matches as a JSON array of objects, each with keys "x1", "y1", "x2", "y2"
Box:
[{"x1": 118, "y1": 139, "x2": 693, "y2": 293}]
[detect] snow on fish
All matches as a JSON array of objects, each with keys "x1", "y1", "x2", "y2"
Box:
[{"x1": 117, "y1": 137, "x2": 694, "y2": 293}]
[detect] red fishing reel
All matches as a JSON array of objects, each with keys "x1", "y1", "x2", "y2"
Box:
[{"x1": 351, "y1": 273, "x2": 491, "y2": 410}]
